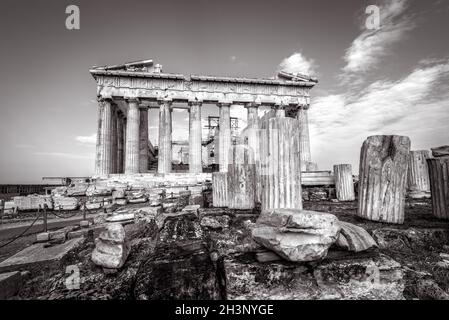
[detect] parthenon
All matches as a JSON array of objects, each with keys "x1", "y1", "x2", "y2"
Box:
[{"x1": 90, "y1": 59, "x2": 318, "y2": 175}]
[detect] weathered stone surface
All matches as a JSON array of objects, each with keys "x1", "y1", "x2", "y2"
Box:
[
  {"x1": 357, "y1": 135, "x2": 411, "y2": 224},
  {"x1": 335, "y1": 221, "x2": 377, "y2": 252},
  {"x1": 200, "y1": 215, "x2": 230, "y2": 229},
  {"x1": 66, "y1": 184, "x2": 88, "y2": 197},
  {"x1": 227, "y1": 145, "x2": 256, "y2": 210},
  {"x1": 86, "y1": 185, "x2": 112, "y2": 197},
  {"x1": 252, "y1": 209, "x2": 340, "y2": 262},
  {"x1": 53, "y1": 196, "x2": 79, "y2": 211},
  {"x1": 224, "y1": 253, "x2": 404, "y2": 300},
  {"x1": 372, "y1": 227, "x2": 449, "y2": 251},
  {"x1": 0, "y1": 271, "x2": 23, "y2": 299},
  {"x1": 260, "y1": 117, "x2": 302, "y2": 211},
  {"x1": 212, "y1": 172, "x2": 228, "y2": 207},
  {"x1": 13, "y1": 195, "x2": 53, "y2": 211},
  {"x1": 106, "y1": 213, "x2": 135, "y2": 223},
  {"x1": 427, "y1": 157, "x2": 449, "y2": 220},
  {"x1": 91, "y1": 223, "x2": 130, "y2": 269},
  {"x1": 431, "y1": 145, "x2": 449, "y2": 158},
  {"x1": 132, "y1": 210, "x2": 223, "y2": 299},
  {"x1": 334, "y1": 164, "x2": 355, "y2": 201},
  {"x1": 0, "y1": 238, "x2": 83, "y2": 274},
  {"x1": 407, "y1": 150, "x2": 431, "y2": 199}
]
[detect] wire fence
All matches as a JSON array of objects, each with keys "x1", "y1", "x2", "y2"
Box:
[{"x1": 0, "y1": 197, "x2": 101, "y2": 249}]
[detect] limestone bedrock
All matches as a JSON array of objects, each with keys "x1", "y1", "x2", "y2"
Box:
[{"x1": 251, "y1": 209, "x2": 340, "y2": 262}]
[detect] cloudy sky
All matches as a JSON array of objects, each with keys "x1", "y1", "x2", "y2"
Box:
[{"x1": 0, "y1": 0, "x2": 448, "y2": 183}]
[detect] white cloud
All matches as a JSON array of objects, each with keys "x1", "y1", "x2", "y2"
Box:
[
  {"x1": 310, "y1": 60, "x2": 449, "y2": 170},
  {"x1": 278, "y1": 52, "x2": 317, "y2": 75},
  {"x1": 75, "y1": 133, "x2": 97, "y2": 145},
  {"x1": 342, "y1": 0, "x2": 415, "y2": 80}
]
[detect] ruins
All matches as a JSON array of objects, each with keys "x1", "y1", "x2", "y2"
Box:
[
  {"x1": 90, "y1": 59, "x2": 317, "y2": 177},
  {"x1": 1, "y1": 59, "x2": 449, "y2": 302}
]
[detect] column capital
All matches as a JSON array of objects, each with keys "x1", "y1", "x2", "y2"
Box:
[
  {"x1": 217, "y1": 101, "x2": 232, "y2": 108},
  {"x1": 124, "y1": 96, "x2": 140, "y2": 104},
  {"x1": 244, "y1": 102, "x2": 261, "y2": 109},
  {"x1": 188, "y1": 100, "x2": 203, "y2": 107},
  {"x1": 97, "y1": 95, "x2": 113, "y2": 104}
]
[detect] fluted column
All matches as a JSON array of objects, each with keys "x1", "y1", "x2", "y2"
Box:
[
  {"x1": 117, "y1": 113, "x2": 125, "y2": 174},
  {"x1": 111, "y1": 104, "x2": 118, "y2": 173},
  {"x1": 297, "y1": 106, "x2": 312, "y2": 172},
  {"x1": 139, "y1": 107, "x2": 149, "y2": 173},
  {"x1": 158, "y1": 99, "x2": 173, "y2": 174},
  {"x1": 334, "y1": 164, "x2": 355, "y2": 201},
  {"x1": 245, "y1": 103, "x2": 261, "y2": 202},
  {"x1": 124, "y1": 98, "x2": 140, "y2": 174},
  {"x1": 274, "y1": 104, "x2": 286, "y2": 118},
  {"x1": 218, "y1": 102, "x2": 232, "y2": 172},
  {"x1": 189, "y1": 101, "x2": 202, "y2": 174},
  {"x1": 427, "y1": 157, "x2": 449, "y2": 220},
  {"x1": 407, "y1": 150, "x2": 432, "y2": 198},
  {"x1": 261, "y1": 117, "x2": 302, "y2": 211},
  {"x1": 95, "y1": 97, "x2": 113, "y2": 175}
]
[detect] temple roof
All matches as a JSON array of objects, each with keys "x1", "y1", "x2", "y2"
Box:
[{"x1": 90, "y1": 59, "x2": 318, "y2": 87}]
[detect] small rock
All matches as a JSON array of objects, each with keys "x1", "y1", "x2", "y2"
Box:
[
  {"x1": 79, "y1": 220, "x2": 90, "y2": 228},
  {"x1": 182, "y1": 205, "x2": 200, "y2": 216},
  {"x1": 106, "y1": 213, "x2": 135, "y2": 223},
  {"x1": 36, "y1": 232, "x2": 50, "y2": 243}
]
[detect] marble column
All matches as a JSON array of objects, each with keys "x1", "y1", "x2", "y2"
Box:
[
  {"x1": 124, "y1": 98, "x2": 140, "y2": 174},
  {"x1": 95, "y1": 97, "x2": 113, "y2": 175},
  {"x1": 245, "y1": 103, "x2": 261, "y2": 202},
  {"x1": 111, "y1": 105, "x2": 118, "y2": 174},
  {"x1": 189, "y1": 101, "x2": 202, "y2": 174},
  {"x1": 246, "y1": 103, "x2": 259, "y2": 128},
  {"x1": 117, "y1": 113, "x2": 125, "y2": 174},
  {"x1": 274, "y1": 105, "x2": 286, "y2": 118},
  {"x1": 139, "y1": 107, "x2": 149, "y2": 173},
  {"x1": 297, "y1": 106, "x2": 312, "y2": 171},
  {"x1": 158, "y1": 99, "x2": 173, "y2": 174},
  {"x1": 218, "y1": 102, "x2": 232, "y2": 172}
]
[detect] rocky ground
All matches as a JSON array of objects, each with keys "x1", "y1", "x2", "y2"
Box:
[{"x1": 2, "y1": 197, "x2": 449, "y2": 300}]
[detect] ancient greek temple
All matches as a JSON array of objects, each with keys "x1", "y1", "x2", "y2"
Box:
[{"x1": 90, "y1": 60, "x2": 317, "y2": 175}]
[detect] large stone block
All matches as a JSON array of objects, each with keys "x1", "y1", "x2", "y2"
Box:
[
  {"x1": 252, "y1": 209, "x2": 340, "y2": 262},
  {"x1": 357, "y1": 135, "x2": 410, "y2": 224},
  {"x1": 427, "y1": 157, "x2": 449, "y2": 220},
  {"x1": 91, "y1": 223, "x2": 130, "y2": 269}
]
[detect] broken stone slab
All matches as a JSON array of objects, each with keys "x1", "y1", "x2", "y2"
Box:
[
  {"x1": 114, "y1": 198, "x2": 128, "y2": 206},
  {"x1": 67, "y1": 229, "x2": 88, "y2": 239},
  {"x1": 53, "y1": 196, "x2": 79, "y2": 211},
  {"x1": 128, "y1": 197, "x2": 148, "y2": 204},
  {"x1": 200, "y1": 215, "x2": 230, "y2": 229},
  {"x1": 224, "y1": 253, "x2": 404, "y2": 300},
  {"x1": 251, "y1": 209, "x2": 341, "y2": 262},
  {"x1": 0, "y1": 238, "x2": 84, "y2": 274},
  {"x1": 112, "y1": 189, "x2": 126, "y2": 199},
  {"x1": 431, "y1": 145, "x2": 449, "y2": 158},
  {"x1": 335, "y1": 221, "x2": 378, "y2": 252},
  {"x1": 85, "y1": 201, "x2": 103, "y2": 210},
  {"x1": 51, "y1": 186, "x2": 68, "y2": 197},
  {"x1": 106, "y1": 213, "x2": 135, "y2": 223},
  {"x1": 13, "y1": 195, "x2": 53, "y2": 211},
  {"x1": 66, "y1": 184, "x2": 88, "y2": 197},
  {"x1": 91, "y1": 223, "x2": 130, "y2": 269},
  {"x1": 36, "y1": 232, "x2": 50, "y2": 243},
  {"x1": 182, "y1": 204, "x2": 200, "y2": 215},
  {"x1": 86, "y1": 185, "x2": 113, "y2": 197},
  {"x1": 0, "y1": 271, "x2": 23, "y2": 299}
]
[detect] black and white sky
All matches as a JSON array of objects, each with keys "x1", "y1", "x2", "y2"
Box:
[{"x1": 0, "y1": 0, "x2": 448, "y2": 183}]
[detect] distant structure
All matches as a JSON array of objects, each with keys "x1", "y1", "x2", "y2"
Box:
[{"x1": 89, "y1": 59, "x2": 317, "y2": 175}]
